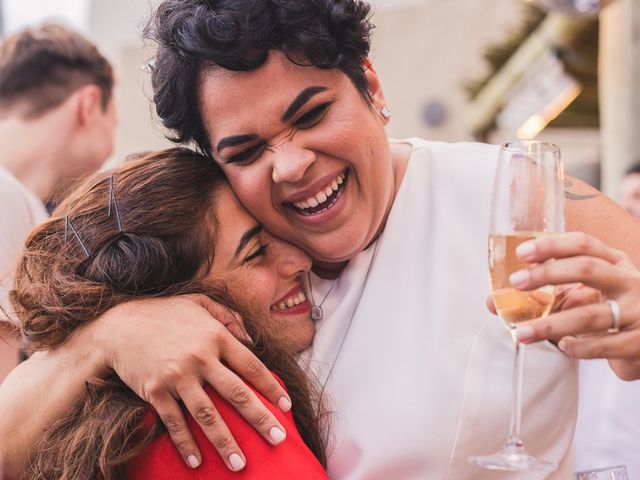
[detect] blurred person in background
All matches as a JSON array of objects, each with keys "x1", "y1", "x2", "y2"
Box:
[
  {"x1": 0, "y1": 23, "x2": 116, "y2": 382},
  {"x1": 621, "y1": 162, "x2": 640, "y2": 219}
]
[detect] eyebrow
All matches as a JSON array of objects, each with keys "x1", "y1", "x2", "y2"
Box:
[
  {"x1": 216, "y1": 134, "x2": 260, "y2": 153},
  {"x1": 215, "y1": 85, "x2": 328, "y2": 155},
  {"x1": 281, "y1": 86, "x2": 328, "y2": 123},
  {"x1": 233, "y1": 224, "x2": 263, "y2": 260}
]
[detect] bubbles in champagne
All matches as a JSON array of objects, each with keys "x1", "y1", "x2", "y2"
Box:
[{"x1": 489, "y1": 233, "x2": 555, "y2": 326}]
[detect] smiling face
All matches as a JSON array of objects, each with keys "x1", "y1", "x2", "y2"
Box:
[
  {"x1": 209, "y1": 185, "x2": 315, "y2": 353},
  {"x1": 198, "y1": 52, "x2": 397, "y2": 268}
]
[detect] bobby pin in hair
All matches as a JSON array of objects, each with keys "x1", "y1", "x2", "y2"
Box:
[
  {"x1": 64, "y1": 215, "x2": 92, "y2": 258},
  {"x1": 107, "y1": 175, "x2": 123, "y2": 233}
]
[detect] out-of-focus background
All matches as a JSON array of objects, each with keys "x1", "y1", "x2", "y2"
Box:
[{"x1": 2, "y1": 0, "x2": 636, "y2": 196}]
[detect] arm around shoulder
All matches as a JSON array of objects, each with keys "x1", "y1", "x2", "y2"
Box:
[
  {"x1": 0, "y1": 321, "x2": 110, "y2": 479},
  {"x1": 565, "y1": 176, "x2": 640, "y2": 268}
]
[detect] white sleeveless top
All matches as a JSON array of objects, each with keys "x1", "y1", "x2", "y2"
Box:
[{"x1": 305, "y1": 139, "x2": 577, "y2": 479}]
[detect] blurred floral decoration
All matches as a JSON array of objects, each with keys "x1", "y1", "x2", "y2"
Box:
[{"x1": 466, "y1": 4, "x2": 546, "y2": 100}]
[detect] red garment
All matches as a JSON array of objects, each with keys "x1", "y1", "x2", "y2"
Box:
[{"x1": 126, "y1": 375, "x2": 327, "y2": 479}]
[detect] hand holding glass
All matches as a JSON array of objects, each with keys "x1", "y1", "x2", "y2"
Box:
[{"x1": 469, "y1": 140, "x2": 565, "y2": 471}]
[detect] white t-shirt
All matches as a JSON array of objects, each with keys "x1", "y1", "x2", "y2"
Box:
[
  {"x1": 574, "y1": 359, "x2": 640, "y2": 478},
  {"x1": 305, "y1": 139, "x2": 578, "y2": 479},
  {"x1": 0, "y1": 165, "x2": 47, "y2": 380},
  {"x1": 0, "y1": 164, "x2": 48, "y2": 298}
]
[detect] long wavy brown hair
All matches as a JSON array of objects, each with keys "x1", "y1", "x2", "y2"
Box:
[{"x1": 9, "y1": 148, "x2": 326, "y2": 479}]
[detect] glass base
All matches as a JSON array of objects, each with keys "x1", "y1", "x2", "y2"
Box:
[{"x1": 468, "y1": 444, "x2": 557, "y2": 472}]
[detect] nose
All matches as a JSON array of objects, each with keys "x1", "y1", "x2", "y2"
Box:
[
  {"x1": 269, "y1": 236, "x2": 312, "y2": 279},
  {"x1": 269, "y1": 136, "x2": 316, "y2": 185}
]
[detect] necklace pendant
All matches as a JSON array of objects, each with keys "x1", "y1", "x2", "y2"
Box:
[{"x1": 311, "y1": 305, "x2": 324, "y2": 321}]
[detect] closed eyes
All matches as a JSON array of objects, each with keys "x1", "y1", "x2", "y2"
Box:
[{"x1": 225, "y1": 101, "x2": 332, "y2": 166}]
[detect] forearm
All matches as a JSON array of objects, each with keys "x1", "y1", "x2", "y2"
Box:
[
  {"x1": 565, "y1": 176, "x2": 640, "y2": 268},
  {"x1": 0, "y1": 330, "x2": 109, "y2": 479}
]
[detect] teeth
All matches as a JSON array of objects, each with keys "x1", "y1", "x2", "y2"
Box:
[
  {"x1": 297, "y1": 291, "x2": 305, "y2": 304},
  {"x1": 292, "y1": 172, "x2": 346, "y2": 210},
  {"x1": 273, "y1": 291, "x2": 307, "y2": 311}
]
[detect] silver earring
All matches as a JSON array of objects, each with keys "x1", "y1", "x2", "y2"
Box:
[{"x1": 380, "y1": 106, "x2": 391, "y2": 120}]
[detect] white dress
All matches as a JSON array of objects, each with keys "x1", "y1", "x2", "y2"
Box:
[{"x1": 305, "y1": 138, "x2": 578, "y2": 479}]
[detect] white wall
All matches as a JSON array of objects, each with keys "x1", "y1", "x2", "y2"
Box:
[{"x1": 370, "y1": 0, "x2": 525, "y2": 141}]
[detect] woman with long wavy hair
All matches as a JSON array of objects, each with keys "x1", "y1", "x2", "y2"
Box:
[{"x1": 10, "y1": 148, "x2": 327, "y2": 479}]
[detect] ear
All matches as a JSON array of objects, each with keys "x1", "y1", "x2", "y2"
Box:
[
  {"x1": 76, "y1": 84, "x2": 103, "y2": 127},
  {"x1": 363, "y1": 58, "x2": 389, "y2": 124}
]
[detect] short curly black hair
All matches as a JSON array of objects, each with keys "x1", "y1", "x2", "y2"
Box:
[{"x1": 145, "y1": 0, "x2": 373, "y2": 158}]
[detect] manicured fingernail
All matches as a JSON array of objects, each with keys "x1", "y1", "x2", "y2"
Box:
[
  {"x1": 516, "y1": 241, "x2": 537, "y2": 259},
  {"x1": 278, "y1": 396, "x2": 292, "y2": 412},
  {"x1": 187, "y1": 455, "x2": 200, "y2": 468},
  {"x1": 558, "y1": 339, "x2": 567, "y2": 353},
  {"x1": 515, "y1": 325, "x2": 535, "y2": 343},
  {"x1": 269, "y1": 426, "x2": 286, "y2": 444},
  {"x1": 509, "y1": 269, "x2": 530, "y2": 288},
  {"x1": 229, "y1": 453, "x2": 245, "y2": 471}
]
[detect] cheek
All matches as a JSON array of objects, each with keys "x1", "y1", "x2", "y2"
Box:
[
  {"x1": 236, "y1": 269, "x2": 278, "y2": 312},
  {"x1": 226, "y1": 168, "x2": 273, "y2": 212}
]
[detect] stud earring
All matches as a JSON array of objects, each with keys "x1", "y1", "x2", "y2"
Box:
[{"x1": 380, "y1": 106, "x2": 391, "y2": 120}]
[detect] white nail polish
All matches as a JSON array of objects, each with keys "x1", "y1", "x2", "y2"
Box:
[
  {"x1": 558, "y1": 339, "x2": 567, "y2": 353},
  {"x1": 269, "y1": 426, "x2": 286, "y2": 444},
  {"x1": 515, "y1": 325, "x2": 535, "y2": 343},
  {"x1": 229, "y1": 453, "x2": 245, "y2": 471},
  {"x1": 187, "y1": 455, "x2": 200, "y2": 468},
  {"x1": 278, "y1": 396, "x2": 292, "y2": 412},
  {"x1": 516, "y1": 241, "x2": 536, "y2": 258},
  {"x1": 509, "y1": 269, "x2": 530, "y2": 287}
]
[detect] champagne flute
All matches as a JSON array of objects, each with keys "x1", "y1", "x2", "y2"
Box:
[{"x1": 469, "y1": 140, "x2": 565, "y2": 471}]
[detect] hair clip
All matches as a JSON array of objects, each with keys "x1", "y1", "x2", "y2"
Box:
[
  {"x1": 141, "y1": 58, "x2": 155, "y2": 73},
  {"x1": 107, "y1": 175, "x2": 123, "y2": 233},
  {"x1": 64, "y1": 215, "x2": 91, "y2": 258}
]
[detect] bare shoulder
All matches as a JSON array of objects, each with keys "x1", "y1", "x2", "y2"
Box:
[{"x1": 565, "y1": 176, "x2": 640, "y2": 268}]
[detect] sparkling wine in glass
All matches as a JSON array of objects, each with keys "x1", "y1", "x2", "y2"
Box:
[
  {"x1": 489, "y1": 232, "x2": 556, "y2": 326},
  {"x1": 469, "y1": 140, "x2": 565, "y2": 471}
]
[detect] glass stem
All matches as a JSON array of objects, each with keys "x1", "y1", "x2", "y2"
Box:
[{"x1": 506, "y1": 334, "x2": 525, "y2": 448}]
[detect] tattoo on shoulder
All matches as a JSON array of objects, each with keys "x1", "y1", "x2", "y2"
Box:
[{"x1": 564, "y1": 178, "x2": 600, "y2": 201}]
